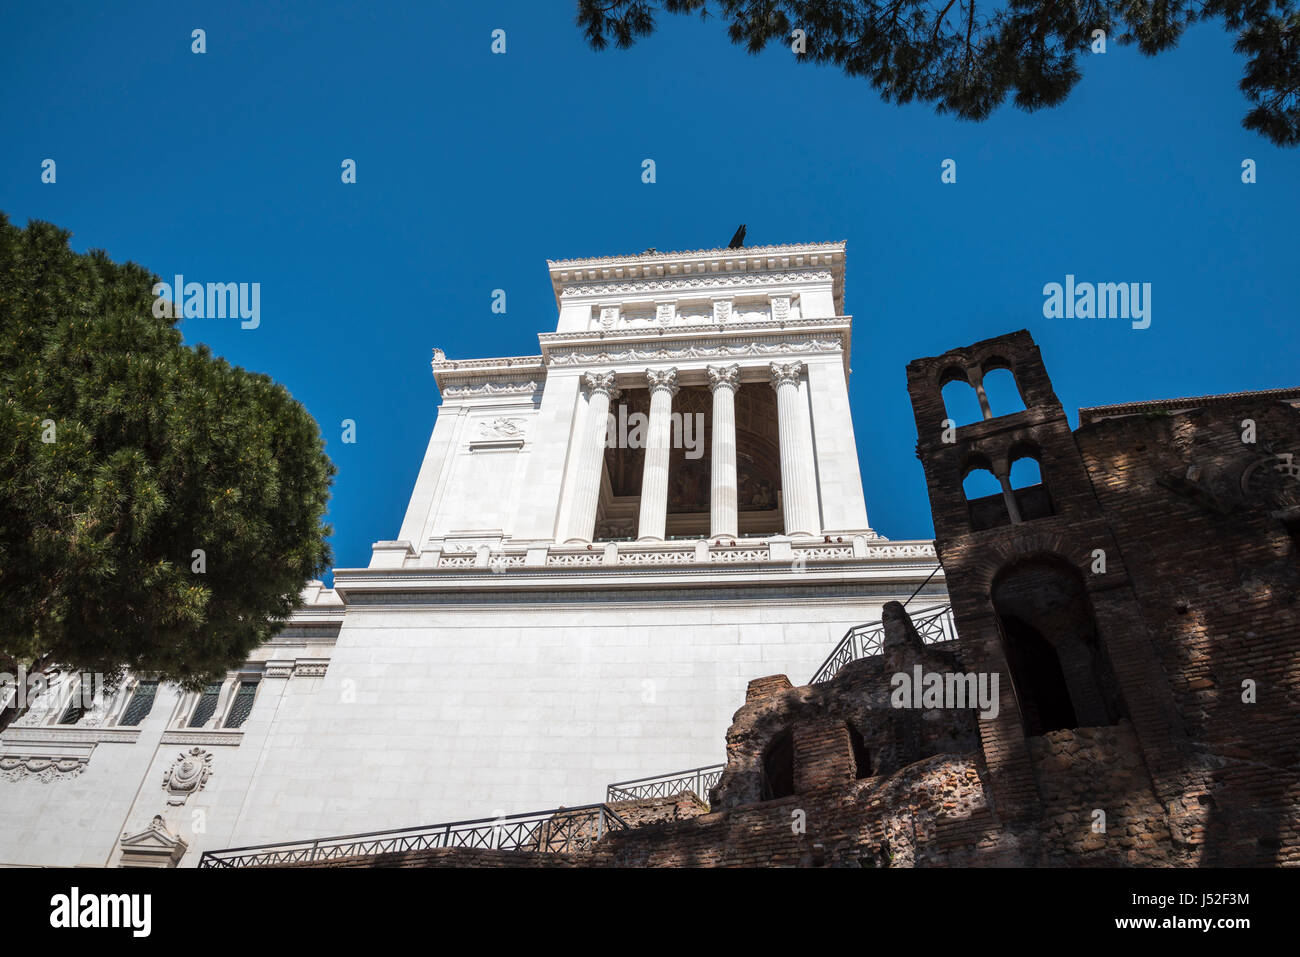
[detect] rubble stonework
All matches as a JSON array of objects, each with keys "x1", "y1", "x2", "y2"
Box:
[{"x1": 302, "y1": 329, "x2": 1299, "y2": 867}]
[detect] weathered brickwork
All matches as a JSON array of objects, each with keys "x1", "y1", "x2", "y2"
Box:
[
  {"x1": 305, "y1": 330, "x2": 1297, "y2": 867},
  {"x1": 905, "y1": 330, "x2": 1300, "y2": 866}
]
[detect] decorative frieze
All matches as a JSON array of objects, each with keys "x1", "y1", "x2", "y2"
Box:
[
  {"x1": 440, "y1": 379, "x2": 543, "y2": 398},
  {"x1": 0, "y1": 727, "x2": 141, "y2": 745},
  {"x1": 0, "y1": 755, "x2": 87, "y2": 782},
  {"x1": 558, "y1": 269, "x2": 834, "y2": 299},
  {"x1": 160, "y1": 731, "x2": 244, "y2": 747},
  {"x1": 410, "y1": 538, "x2": 935, "y2": 572},
  {"x1": 548, "y1": 338, "x2": 844, "y2": 368}
]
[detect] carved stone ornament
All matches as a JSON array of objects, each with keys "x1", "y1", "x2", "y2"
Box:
[
  {"x1": 769, "y1": 360, "x2": 805, "y2": 389},
  {"x1": 119, "y1": 815, "x2": 188, "y2": 868},
  {"x1": 479, "y1": 417, "x2": 526, "y2": 439},
  {"x1": 583, "y1": 370, "x2": 619, "y2": 398},
  {"x1": 707, "y1": 364, "x2": 741, "y2": 393},
  {"x1": 1241, "y1": 452, "x2": 1300, "y2": 514},
  {"x1": 645, "y1": 367, "x2": 680, "y2": 397},
  {"x1": 162, "y1": 747, "x2": 213, "y2": 805}
]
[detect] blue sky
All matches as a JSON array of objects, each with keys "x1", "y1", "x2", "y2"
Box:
[{"x1": 3, "y1": 2, "x2": 1296, "y2": 581}]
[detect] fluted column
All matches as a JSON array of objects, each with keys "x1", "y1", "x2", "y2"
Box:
[
  {"x1": 708, "y1": 364, "x2": 741, "y2": 538},
  {"x1": 637, "y1": 367, "x2": 679, "y2": 541},
  {"x1": 564, "y1": 370, "x2": 618, "y2": 543},
  {"x1": 770, "y1": 360, "x2": 819, "y2": 537}
]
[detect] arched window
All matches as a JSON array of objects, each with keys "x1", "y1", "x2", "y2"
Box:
[
  {"x1": 980, "y1": 361, "x2": 1026, "y2": 417},
  {"x1": 846, "y1": 723, "x2": 871, "y2": 779},
  {"x1": 1008, "y1": 446, "x2": 1053, "y2": 520},
  {"x1": 963, "y1": 459, "x2": 1010, "y2": 531},
  {"x1": 992, "y1": 557, "x2": 1126, "y2": 737},
  {"x1": 940, "y1": 367, "x2": 984, "y2": 427},
  {"x1": 760, "y1": 729, "x2": 795, "y2": 800}
]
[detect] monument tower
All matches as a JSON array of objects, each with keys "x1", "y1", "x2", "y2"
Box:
[{"x1": 0, "y1": 240, "x2": 946, "y2": 865}]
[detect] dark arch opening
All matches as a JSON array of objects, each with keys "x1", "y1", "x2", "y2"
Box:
[
  {"x1": 993, "y1": 556, "x2": 1127, "y2": 737},
  {"x1": 846, "y1": 723, "x2": 872, "y2": 779},
  {"x1": 963, "y1": 457, "x2": 1011, "y2": 531},
  {"x1": 997, "y1": 613, "x2": 1078, "y2": 734},
  {"x1": 760, "y1": 729, "x2": 795, "y2": 800}
]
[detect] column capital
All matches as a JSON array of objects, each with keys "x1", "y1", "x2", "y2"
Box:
[
  {"x1": 769, "y1": 360, "x2": 805, "y2": 389},
  {"x1": 645, "y1": 367, "x2": 679, "y2": 397},
  {"x1": 707, "y1": 363, "x2": 741, "y2": 394},
  {"x1": 583, "y1": 370, "x2": 619, "y2": 398}
]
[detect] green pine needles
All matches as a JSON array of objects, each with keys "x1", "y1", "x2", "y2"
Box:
[{"x1": 0, "y1": 214, "x2": 335, "y2": 700}]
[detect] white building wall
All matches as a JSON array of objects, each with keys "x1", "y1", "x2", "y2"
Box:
[{"x1": 221, "y1": 592, "x2": 906, "y2": 848}]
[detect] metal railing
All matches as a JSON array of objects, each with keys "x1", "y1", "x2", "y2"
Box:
[
  {"x1": 809, "y1": 603, "x2": 957, "y2": 684},
  {"x1": 197, "y1": 802, "x2": 629, "y2": 868},
  {"x1": 606, "y1": 764, "x2": 725, "y2": 803}
]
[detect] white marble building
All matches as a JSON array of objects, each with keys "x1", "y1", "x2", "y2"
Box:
[{"x1": 0, "y1": 240, "x2": 944, "y2": 866}]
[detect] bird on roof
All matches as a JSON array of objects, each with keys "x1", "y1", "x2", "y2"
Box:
[{"x1": 728, "y1": 225, "x2": 747, "y2": 249}]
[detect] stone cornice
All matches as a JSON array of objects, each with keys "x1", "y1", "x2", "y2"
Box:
[
  {"x1": 1078, "y1": 385, "x2": 1300, "y2": 425},
  {"x1": 548, "y1": 240, "x2": 845, "y2": 270},
  {"x1": 547, "y1": 241, "x2": 846, "y2": 313},
  {"x1": 430, "y1": 352, "x2": 547, "y2": 397},
  {"x1": 431, "y1": 354, "x2": 545, "y2": 376},
  {"x1": 333, "y1": 579, "x2": 946, "y2": 611}
]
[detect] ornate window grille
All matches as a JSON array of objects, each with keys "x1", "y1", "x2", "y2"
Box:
[
  {"x1": 223, "y1": 681, "x2": 258, "y2": 729},
  {"x1": 187, "y1": 683, "x2": 223, "y2": 728},
  {"x1": 119, "y1": 680, "x2": 158, "y2": 726}
]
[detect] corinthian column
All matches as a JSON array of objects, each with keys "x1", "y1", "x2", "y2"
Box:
[
  {"x1": 770, "y1": 360, "x2": 819, "y2": 537},
  {"x1": 707, "y1": 364, "x2": 741, "y2": 538},
  {"x1": 637, "y1": 367, "x2": 679, "y2": 542},
  {"x1": 564, "y1": 370, "x2": 618, "y2": 543}
]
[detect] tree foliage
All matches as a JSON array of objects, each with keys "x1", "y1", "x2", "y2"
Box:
[
  {"x1": 0, "y1": 214, "x2": 334, "y2": 694},
  {"x1": 576, "y1": 0, "x2": 1300, "y2": 146}
]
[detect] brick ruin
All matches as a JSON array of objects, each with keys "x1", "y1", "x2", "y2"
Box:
[{"x1": 308, "y1": 330, "x2": 1300, "y2": 867}]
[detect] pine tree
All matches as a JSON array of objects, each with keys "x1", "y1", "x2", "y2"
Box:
[
  {"x1": 576, "y1": 0, "x2": 1300, "y2": 146},
  {"x1": 0, "y1": 215, "x2": 335, "y2": 724}
]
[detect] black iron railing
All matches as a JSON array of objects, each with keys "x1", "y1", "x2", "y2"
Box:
[
  {"x1": 197, "y1": 803, "x2": 628, "y2": 868},
  {"x1": 809, "y1": 603, "x2": 957, "y2": 684},
  {"x1": 606, "y1": 764, "x2": 725, "y2": 803}
]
